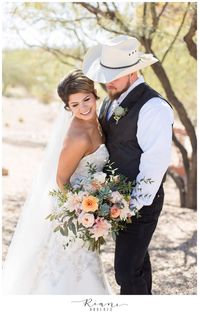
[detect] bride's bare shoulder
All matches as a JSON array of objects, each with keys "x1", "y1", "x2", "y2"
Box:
[{"x1": 63, "y1": 120, "x2": 90, "y2": 150}]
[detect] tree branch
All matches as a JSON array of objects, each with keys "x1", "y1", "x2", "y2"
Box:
[
  {"x1": 76, "y1": 2, "x2": 130, "y2": 34},
  {"x1": 76, "y1": 2, "x2": 115, "y2": 19},
  {"x1": 183, "y1": 3, "x2": 197, "y2": 60},
  {"x1": 16, "y1": 29, "x2": 78, "y2": 67},
  {"x1": 142, "y1": 2, "x2": 147, "y2": 35},
  {"x1": 150, "y1": 3, "x2": 158, "y2": 32},
  {"x1": 161, "y1": 2, "x2": 190, "y2": 63},
  {"x1": 149, "y1": 3, "x2": 169, "y2": 37},
  {"x1": 94, "y1": 16, "x2": 127, "y2": 36},
  {"x1": 172, "y1": 130, "x2": 190, "y2": 177},
  {"x1": 157, "y1": 3, "x2": 168, "y2": 19},
  {"x1": 167, "y1": 169, "x2": 186, "y2": 207},
  {"x1": 143, "y1": 46, "x2": 197, "y2": 154}
]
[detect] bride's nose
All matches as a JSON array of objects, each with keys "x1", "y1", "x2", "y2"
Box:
[{"x1": 80, "y1": 103, "x2": 90, "y2": 114}]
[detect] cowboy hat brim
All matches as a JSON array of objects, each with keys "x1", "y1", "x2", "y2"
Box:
[{"x1": 82, "y1": 44, "x2": 159, "y2": 83}]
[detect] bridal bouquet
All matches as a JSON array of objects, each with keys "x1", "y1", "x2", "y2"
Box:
[{"x1": 47, "y1": 163, "x2": 152, "y2": 252}]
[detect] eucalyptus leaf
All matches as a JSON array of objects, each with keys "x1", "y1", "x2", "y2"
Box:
[
  {"x1": 45, "y1": 214, "x2": 52, "y2": 220},
  {"x1": 50, "y1": 214, "x2": 56, "y2": 221},
  {"x1": 68, "y1": 222, "x2": 76, "y2": 236},
  {"x1": 64, "y1": 226, "x2": 68, "y2": 236},
  {"x1": 53, "y1": 225, "x2": 61, "y2": 232},
  {"x1": 60, "y1": 227, "x2": 68, "y2": 236},
  {"x1": 112, "y1": 231, "x2": 117, "y2": 241}
]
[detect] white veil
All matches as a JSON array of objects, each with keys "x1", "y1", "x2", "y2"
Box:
[{"x1": 2, "y1": 105, "x2": 72, "y2": 294}]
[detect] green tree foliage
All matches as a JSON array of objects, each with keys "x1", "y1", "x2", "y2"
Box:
[{"x1": 2, "y1": 49, "x2": 73, "y2": 103}]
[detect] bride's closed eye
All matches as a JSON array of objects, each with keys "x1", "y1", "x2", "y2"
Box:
[
  {"x1": 84, "y1": 97, "x2": 90, "y2": 102},
  {"x1": 70, "y1": 97, "x2": 91, "y2": 108}
]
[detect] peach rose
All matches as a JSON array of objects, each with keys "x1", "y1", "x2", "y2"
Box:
[
  {"x1": 91, "y1": 180, "x2": 102, "y2": 191},
  {"x1": 82, "y1": 195, "x2": 98, "y2": 212},
  {"x1": 110, "y1": 205, "x2": 121, "y2": 218}
]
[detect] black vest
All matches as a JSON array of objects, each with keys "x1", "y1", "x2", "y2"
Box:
[{"x1": 99, "y1": 82, "x2": 170, "y2": 182}]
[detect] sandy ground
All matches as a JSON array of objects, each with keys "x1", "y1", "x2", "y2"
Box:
[{"x1": 2, "y1": 97, "x2": 197, "y2": 295}]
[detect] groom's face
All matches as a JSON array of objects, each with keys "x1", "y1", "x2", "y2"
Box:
[{"x1": 105, "y1": 75, "x2": 131, "y2": 101}]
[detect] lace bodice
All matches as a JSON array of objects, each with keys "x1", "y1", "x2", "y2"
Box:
[{"x1": 70, "y1": 144, "x2": 109, "y2": 186}]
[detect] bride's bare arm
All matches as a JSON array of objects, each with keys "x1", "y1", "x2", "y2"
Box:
[{"x1": 56, "y1": 134, "x2": 90, "y2": 192}]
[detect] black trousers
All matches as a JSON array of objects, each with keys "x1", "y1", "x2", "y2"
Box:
[{"x1": 114, "y1": 185, "x2": 164, "y2": 295}]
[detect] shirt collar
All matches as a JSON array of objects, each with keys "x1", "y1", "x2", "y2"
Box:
[{"x1": 117, "y1": 75, "x2": 145, "y2": 105}]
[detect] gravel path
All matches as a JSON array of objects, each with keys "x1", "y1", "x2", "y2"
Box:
[{"x1": 2, "y1": 97, "x2": 197, "y2": 295}]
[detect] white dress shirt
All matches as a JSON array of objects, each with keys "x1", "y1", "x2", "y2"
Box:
[{"x1": 107, "y1": 76, "x2": 174, "y2": 212}]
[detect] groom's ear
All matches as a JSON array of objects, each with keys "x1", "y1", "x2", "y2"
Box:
[{"x1": 130, "y1": 72, "x2": 138, "y2": 84}]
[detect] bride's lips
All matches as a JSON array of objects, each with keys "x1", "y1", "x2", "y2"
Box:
[{"x1": 81, "y1": 108, "x2": 91, "y2": 115}]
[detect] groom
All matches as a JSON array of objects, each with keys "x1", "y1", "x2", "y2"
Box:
[{"x1": 82, "y1": 36, "x2": 173, "y2": 295}]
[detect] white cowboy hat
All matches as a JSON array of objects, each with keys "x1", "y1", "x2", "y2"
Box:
[{"x1": 82, "y1": 35, "x2": 159, "y2": 83}]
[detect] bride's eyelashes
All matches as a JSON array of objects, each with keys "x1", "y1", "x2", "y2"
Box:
[
  {"x1": 71, "y1": 97, "x2": 91, "y2": 108},
  {"x1": 71, "y1": 103, "x2": 78, "y2": 108}
]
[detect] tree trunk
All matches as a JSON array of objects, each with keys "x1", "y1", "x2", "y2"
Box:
[
  {"x1": 185, "y1": 152, "x2": 197, "y2": 210},
  {"x1": 168, "y1": 150, "x2": 197, "y2": 210},
  {"x1": 168, "y1": 170, "x2": 186, "y2": 207},
  {"x1": 150, "y1": 60, "x2": 197, "y2": 154}
]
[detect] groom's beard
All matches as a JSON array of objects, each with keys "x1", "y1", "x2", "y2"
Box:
[{"x1": 107, "y1": 77, "x2": 131, "y2": 101}]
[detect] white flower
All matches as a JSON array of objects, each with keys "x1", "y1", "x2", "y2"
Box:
[
  {"x1": 83, "y1": 183, "x2": 94, "y2": 192},
  {"x1": 77, "y1": 191, "x2": 89, "y2": 201},
  {"x1": 110, "y1": 191, "x2": 123, "y2": 203},
  {"x1": 79, "y1": 213, "x2": 95, "y2": 228},
  {"x1": 65, "y1": 192, "x2": 82, "y2": 212},
  {"x1": 119, "y1": 200, "x2": 133, "y2": 220},
  {"x1": 92, "y1": 172, "x2": 107, "y2": 184},
  {"x1": 113, "y1": 106, "x2": 128, "y2": 124},
  {"x1": 114, "y1": 106, "x2": 125, "y2": 117}
]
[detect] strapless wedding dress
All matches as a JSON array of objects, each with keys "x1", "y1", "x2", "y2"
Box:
[
  {"x1": 3, "y1": 103, "x2": 114, "y2": 295},
  {"x1": 29, "y1": 144, "x2": 112, "y2": 294}
]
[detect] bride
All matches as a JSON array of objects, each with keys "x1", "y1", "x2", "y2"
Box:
[{"x1": 3, "y1": 69, "x2": 112, "y2": 295}]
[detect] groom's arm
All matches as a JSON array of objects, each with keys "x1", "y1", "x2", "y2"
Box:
[{"x1": 130, "y1": 97, "x2": 174, "y2": 213}]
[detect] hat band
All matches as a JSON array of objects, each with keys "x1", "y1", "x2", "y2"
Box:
[{"x1": 100, "y1": 59, "x2": 140, "y2": 70}]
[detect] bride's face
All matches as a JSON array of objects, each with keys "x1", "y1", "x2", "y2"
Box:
[{"x1": 68, "y1": 92, "x2": 97, "y2": 121}]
